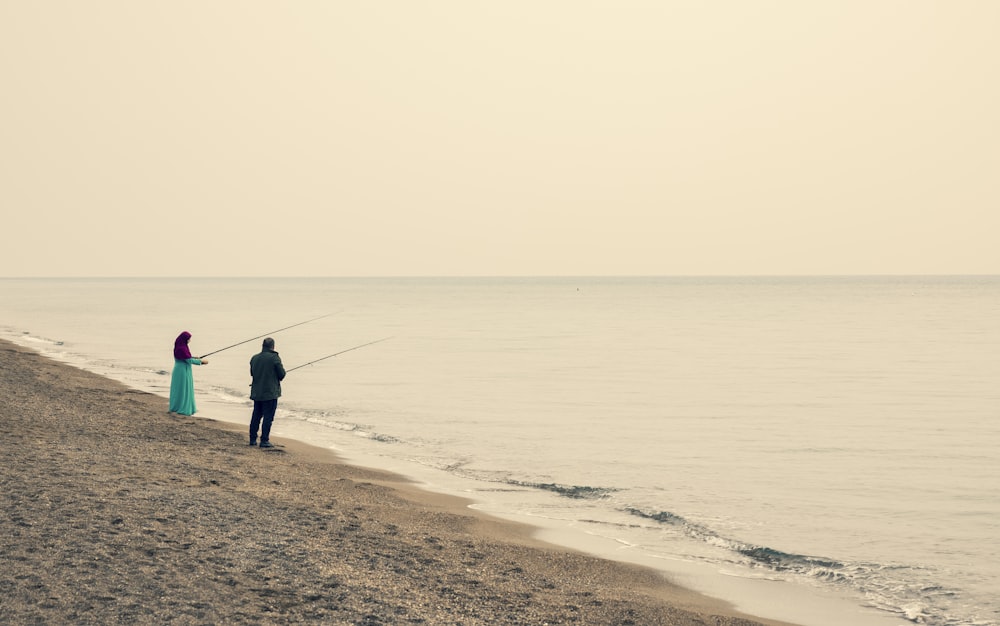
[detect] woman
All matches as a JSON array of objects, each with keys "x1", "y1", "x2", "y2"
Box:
[{"x1": 169, "y1": 331, "x2": 208, "y2": 415}]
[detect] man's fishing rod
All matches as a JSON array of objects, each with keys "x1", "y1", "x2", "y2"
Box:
[
  {"x1": 286, "y1": 337, "x2": 392, "y2": 373},
  {"x1": 199, "y1": 313, "x2": 334, "y2": 359}
]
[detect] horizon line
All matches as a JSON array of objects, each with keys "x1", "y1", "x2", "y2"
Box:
[{"x1": 2, "y1": 273, "x2": 998, "y2": 280}]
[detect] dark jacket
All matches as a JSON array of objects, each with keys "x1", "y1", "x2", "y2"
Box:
[{"x1": 250, "y1": 349, "x2": 286, "y2": 401}]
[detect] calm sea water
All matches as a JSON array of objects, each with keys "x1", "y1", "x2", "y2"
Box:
[{"x1": 2, "y1": 276, "x2": 998, "y2": 626}]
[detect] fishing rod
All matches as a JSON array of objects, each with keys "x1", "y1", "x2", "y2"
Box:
[
  {"x1": 285, "y1": 337, "x2": 392, "y2": 373},
  {"x1": 199, "y1": 313, "x2": 334, "y2": 359}
]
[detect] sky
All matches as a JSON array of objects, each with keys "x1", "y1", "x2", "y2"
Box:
[{"x1": 1, "y1": 1, "x2": 997, "y2": 277}]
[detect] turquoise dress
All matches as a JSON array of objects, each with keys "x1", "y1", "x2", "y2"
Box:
[{"x1": 169, "y1": 357, "x2": 203, "y2": 415}]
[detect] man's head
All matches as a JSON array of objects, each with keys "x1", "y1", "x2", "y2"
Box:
[{"x1": 262, "y1": 337, "x2": 275, "y2": 351}]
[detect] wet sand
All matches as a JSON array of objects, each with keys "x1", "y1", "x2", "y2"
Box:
[{"x1": 1, "y1": 338, "x2": 797, "y2": 625}]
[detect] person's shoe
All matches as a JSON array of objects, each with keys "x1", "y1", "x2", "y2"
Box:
[
  {"x1": 259, "y1": 441, "x2": 274, "y2": 449},
  {"x1": 249, "y1": 440, "x2": 257, "y2": 447}
]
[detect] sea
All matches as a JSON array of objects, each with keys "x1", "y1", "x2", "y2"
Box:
[{"x1": 1, "y1": 276, "x2": 997, "y2": 626}]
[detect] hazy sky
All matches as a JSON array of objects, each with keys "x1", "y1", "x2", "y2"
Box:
[{"x1": 2, "y1": 2, "x2": 997, "y2": 277}]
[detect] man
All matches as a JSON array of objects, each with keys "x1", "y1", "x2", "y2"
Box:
[{"x1": 249, "y1": 337, "x2": 286, "y2": 448}]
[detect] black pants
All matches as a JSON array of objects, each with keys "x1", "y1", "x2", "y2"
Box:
[{"x1": 250, "y1": 398, "x2": 278, "y2": 443}]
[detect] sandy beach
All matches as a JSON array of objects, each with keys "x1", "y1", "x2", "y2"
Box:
[{"x1": 1, "y1": 338, "x2": 796, "y2": 625}]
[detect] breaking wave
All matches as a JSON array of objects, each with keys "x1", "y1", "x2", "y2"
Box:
[{"x1": 623, "y1": 507, "x2": 972, "y2": 626}]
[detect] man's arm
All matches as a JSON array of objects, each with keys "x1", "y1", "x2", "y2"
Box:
[{"x1": 275, "y1": 354, "x2": 286, "y2": 381}]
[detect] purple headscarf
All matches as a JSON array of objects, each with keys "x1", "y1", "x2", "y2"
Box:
[{"x1": 174, "y1": 331, "x2": 192, "y2": 361}]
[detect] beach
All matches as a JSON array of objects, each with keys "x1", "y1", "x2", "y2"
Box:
[{"x1": 1, "y1": 338, "x2": 794, "y2": 625}]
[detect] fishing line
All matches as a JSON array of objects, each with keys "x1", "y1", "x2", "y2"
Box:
[
  {"x1": 198, "y1": 313, "x2": 334, "y2": 359},
  {"x1": 285, "y1": 337, "x2": 392, "y2": 373}
]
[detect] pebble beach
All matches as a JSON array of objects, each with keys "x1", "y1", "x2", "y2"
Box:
[{"x1": 1, "y1": 338, "x2": 794, "y2": 625}]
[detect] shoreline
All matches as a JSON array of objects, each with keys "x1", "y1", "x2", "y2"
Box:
[{"x1": 1, "y1": 337, "x2": 797, "y2": 625}]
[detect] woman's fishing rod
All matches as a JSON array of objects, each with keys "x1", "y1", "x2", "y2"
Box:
[
  {"x1": 199, "y1": 313, "x2": 334, "y2": 359},
  {"x1": 285, "y1": 337, "x2": 392, "y2": 373}
]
